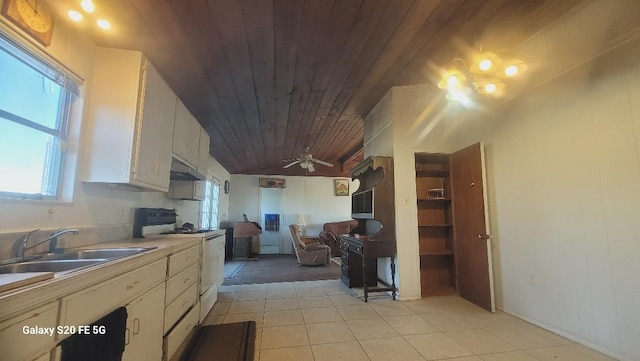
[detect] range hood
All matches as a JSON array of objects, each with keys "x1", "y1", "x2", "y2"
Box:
[{"x1": 170, "y1": 158, "x2": 205, "y2": 181}]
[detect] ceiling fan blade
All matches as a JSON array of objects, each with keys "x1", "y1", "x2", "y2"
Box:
[
  {"x1": 283, "y1": 160, "x2": 301, "y2": 168},
  {"x1": 310, "y1": 158, "x2": 334, "y2": 167}
]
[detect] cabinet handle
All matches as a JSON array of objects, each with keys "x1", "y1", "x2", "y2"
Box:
[
  {"x1": 133, "y1": 318, "x2": 140, "y2": 335},
  {"x1": 183, "y1": 277, "x2": 190, "y2": 284},
  {"x1": 126, "y1": 281, "x2": 140, "y2": 290},
  {"x1": 124, "y1": 328, "x2": 130, "y2": 345},
  {"x1": 181, "y1": 300, "x2": 190, "y2": 308}
]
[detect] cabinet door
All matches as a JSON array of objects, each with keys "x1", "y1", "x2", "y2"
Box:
[
  {"x1": 450, "y1": 142, "x2": 495, "y2": 312},
  {"x1": 132, "y1": 62, "x2": 175, "y2": 190},
  {"x1": 173, "y1": 99, "x2": 200, "y2": 167},
  {"x1": 122, "y1": 283, "x2": 165, "y2": 361},
  {"x1": 197, "y1": 127, "x2": 210, "y2": 174}
]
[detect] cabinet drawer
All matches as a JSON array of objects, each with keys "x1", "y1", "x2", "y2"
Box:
[
  {"x1": 0, "y1": 301, "x2": 57, "y2": 361},
  {"x1": 341, "y1": 251, "x2": 349, "y2": 266},
  {"x1": 166, "y1": 263, "x2": 199, "y2": 304},
  {"x1": 164, "y1": 303, "x2": 199, "y2": 360},
  {"x1": 352, "y1": 243, "x2": 363, "y2": 255},
  {"x1": 168, "y1": 246, "x2": 199, "y2": 277},
  {"x1": 60, "y1": 259, "x2": 167, "y2": 329},
  {"x1": 164, "y1": 283, "x2": 198, "y2": 333}
]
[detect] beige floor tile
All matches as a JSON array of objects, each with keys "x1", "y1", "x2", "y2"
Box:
[
  {"x1": 263, "y1": 309, "x2": 304, "y2": 327},
  {"x1": 201, "y1": 314, "x2": 224, "y2": 325},
  {"x1": 297, "y1": 287, "x2": 328, "y2": 298},
  {"x1": 324, "y1": 286, "x2": 355, "y2": 296},
  {"x1": 294, "y1": 280, "x2": 322, "y2": 289},
  {"x1": 238, "y1": 283, "x2": 269, "y2": 292},
  {"x1": 236, "y1": 290, "x2": 268, "y2": 301},
  {"x1": 319, "y1": 279, "x2": 345, "y2": 287},
  {"x1": 384, "y1": 315, "x2": 438, "y2": 335},
  {"x1": 306, "y1": 321, "x2": 356, "y2": 345},
  {"x1": 227, "y1": 300, "x2": 266, "y2": 314},
  {"x1": 369, "y1": 299, "x2": 415, "y2": 317},
  {"x1": 468, "y1": 310, "x2": 532, "y2": 329},
  {"x1": 405, "y1": 333, "x2": 473, "y2": 360},
  {"x1": 219, "y1": 284, "x2": 240, "y2": 293},
  {"x1": 301, "y1": 306, "x2": 344, "y2": 324},
  {"x1": 346, "y1": 318, "x2": 399, "y2": 340},
  {"x1": 261, "y1": 324, "x2": 309, "y2": 349},
  {"x1": 255, "y1": 327, "x2": 262, "y2": 351},
  {"x1": 267, "y1": 282, "x2": 296, "y2": 290},
  {"x1": 330, "y1": 294, "x2": 363, "y2": 306},
  {"x1": 488, "y1": 324, "x2": 573, "y2": 349},
  {"x1": 337, "y1": 304, "x2": 379, "y2": 320},
  {"x1": 479, "y1": 350, "x2": 540, "y2": 361},
  {"x1": 266, "y1": 298, "x2": 300, "y2": 312},
  {"x1": 223, "y1": 312, "x2": 264, "y2": 328},
  {"x1": 211, "y1": 301, "x2": 231, "y2": 315},
  {"x1": 267, "y1": 289, "x2": 298, "y2": 299},
  {"x1": 445, "y1": 329, "x2": 517, "y2": 354},
  {"x1": 441, "y1": 357, "x2": 484, "y2": 361},
  {"x1": 218, "y1": 292, "x2": 236, "y2": 302},
  {"x1": 404, "y1": 296, "x2": 482, "y2": 315},
  {"x1": 359, "y1": 336, "x2": 427, "y2": 361},
  {"x1": 259, "y1": 346, "x2": 314, "y2": 361},
  {"x1": 524, "y1": 344, "x2": 618, "y2": 361},
  {"x1": 311, "y1": 341, "x2": 370, "y2": 361},
  {"x1": 299, "y1": 295, "x2": 334, "y2": 309},
  {"x1": 420, "y1": 312, "x2": 483, "y2": 331}
]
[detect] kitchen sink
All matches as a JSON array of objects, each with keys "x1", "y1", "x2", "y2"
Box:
[
  {"x1": 41, "y1": 247, "x2": 154, "y2": 261},
  {"x1": 0, "y1": 247, "x2": 156, "y2": 274},
  {"x1": 0, "y1": 259, "x2": 108, "y2": 274}
]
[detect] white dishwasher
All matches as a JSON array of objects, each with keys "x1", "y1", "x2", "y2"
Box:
[{"x1": 199, "y1": 231, "x2": 226, "y2": 322}]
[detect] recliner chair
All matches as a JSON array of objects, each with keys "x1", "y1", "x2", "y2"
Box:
[{"x1": 289, "y1": 224, "x2": 330, "y2": 266}]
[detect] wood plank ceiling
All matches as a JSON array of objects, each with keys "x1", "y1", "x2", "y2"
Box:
[{"x1": 52, "y1": 0, "x2": 584, "y2": 176}]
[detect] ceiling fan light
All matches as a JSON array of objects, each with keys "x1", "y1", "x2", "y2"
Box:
[
  {"x1": 97, "y1": 19, "x2": 111, "y2": 30},
  {"x1": 484, "y1": 82, "x2": 497, "y2": 93}
]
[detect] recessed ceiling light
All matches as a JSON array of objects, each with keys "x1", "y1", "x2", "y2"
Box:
[
  {"x1": 81, "y1": 0, "x2": 95, "y2": 13},
  {"x1": 68, "y1": 10, "x2": 83, "y2": 22},
  {"x1": 96, "y1": 19, "x2": 111, "y2": 30}
]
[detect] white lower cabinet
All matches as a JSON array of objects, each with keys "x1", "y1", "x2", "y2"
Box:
[
  {"x1": 122, "y1": 283, "x2": 166, "y2": 361},
  {"x1": 0, "y1": 301, "x2": 58, "y2": 361},
  {"x1": 30, "y1": 352, "x2": 51, "y2": 361}
]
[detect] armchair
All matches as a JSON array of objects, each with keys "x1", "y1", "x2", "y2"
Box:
[
  {"x1": 289, "y1": 224, "x2": 330, "y2": 266},
  {"x1": 319, "y1": 220, "x2": 359, "y2": 256}
]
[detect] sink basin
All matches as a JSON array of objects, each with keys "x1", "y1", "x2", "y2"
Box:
[
  {"x1": 41, "y1": 247, "x2": 154, "y2": 261},
  {"x1": 0, "y1": 259, "x2": 108, "y2": 274}
]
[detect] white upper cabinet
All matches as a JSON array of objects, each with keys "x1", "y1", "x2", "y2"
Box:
[
  {"x1": 83, "y1": 48, "x2": 175, "y2": 191},
  {"x1": 197, "y1": 127, "x2": 210, "y2": 174},
  {"x1": 172, "y1": 99, "x2": 201, "y2": 168}
]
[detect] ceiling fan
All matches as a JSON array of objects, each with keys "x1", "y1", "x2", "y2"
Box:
[{"x1": 282, "y1": 147, "x2": 333, "y2": 172}]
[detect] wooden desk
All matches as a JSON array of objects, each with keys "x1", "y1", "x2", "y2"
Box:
[{"x1": 340, "y1": 236, "x2": 397, "y2": 302}]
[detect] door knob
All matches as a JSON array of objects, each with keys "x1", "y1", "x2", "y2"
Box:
[{"x1": 476, "y1": 234, "x2": 491, "y2": 240}]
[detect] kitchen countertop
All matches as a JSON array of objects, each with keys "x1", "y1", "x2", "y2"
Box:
[{"x1": 0, "y1": 236, "x2": 202, "y2": 321}]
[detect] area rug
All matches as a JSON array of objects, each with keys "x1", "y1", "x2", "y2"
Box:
[
  {"x1": 179, "y1": 321, "x2": 255, "y2": 361},
  {"x1": 223, "y1": 261, "x2": 247, "y2": 279},
  {"x1": 223, "y1": 254, "x2": 340, "y2": 285}
]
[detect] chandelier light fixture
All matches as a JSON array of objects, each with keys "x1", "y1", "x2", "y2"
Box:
[{"x1": 438, "y1": 50, "x2": 527, "y2": 97}]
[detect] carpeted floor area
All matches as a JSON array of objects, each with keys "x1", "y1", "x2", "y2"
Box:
[{"x1": 223, "y1": 254, "x2": 340, "y2": 285}]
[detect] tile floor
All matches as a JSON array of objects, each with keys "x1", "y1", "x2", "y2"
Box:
[{"x1": 202, "y1": 279, "x2": 617, "y2": 361}]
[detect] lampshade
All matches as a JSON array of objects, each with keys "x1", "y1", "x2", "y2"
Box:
[
  {"x1": 502, "y1": 58, "x2": 527, "y2": 77},
  {"x1": 296, "y1": 213, "x2": 306, "y2": 226}
]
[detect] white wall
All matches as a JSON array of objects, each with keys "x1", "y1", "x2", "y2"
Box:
[
  {"x1": 228, "y1": 174, "x2": 356, "y2": 253},
  {"x1": 0, "y1": 8, "x2": 230, "y2": 257}
]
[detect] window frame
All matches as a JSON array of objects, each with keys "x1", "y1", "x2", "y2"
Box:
[{"x1": 0, "y1": 29, "x2": 80, "y2": 201}]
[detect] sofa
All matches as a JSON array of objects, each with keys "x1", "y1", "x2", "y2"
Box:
[{"x1": 319, "y1": 220, "x2": 359, "y2": 256}]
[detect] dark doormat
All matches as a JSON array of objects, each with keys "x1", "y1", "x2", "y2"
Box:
[{"x1": 179, "y1": 321, "x2": 256, "y2": 361}]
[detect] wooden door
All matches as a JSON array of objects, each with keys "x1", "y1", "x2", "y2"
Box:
[{"x1": 450, "y1": 142, "x2": 495, "y2": 312}]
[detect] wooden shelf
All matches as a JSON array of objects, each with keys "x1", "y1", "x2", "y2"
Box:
[
  {"x1": 421, "y1": 285, "x2": 457, "y2": 297},
  {"x1": 417, "y1": 198, "x2": 451, "y2": 202},
  {"x1": 418, "y1": 224, "x2": 452, "y2": 228},
  {"x1": 416, "y1": 169, "x2": 448, "y2": 177}
]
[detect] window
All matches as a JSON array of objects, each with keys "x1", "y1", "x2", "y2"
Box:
[
  {"x1": 0, "y1": 33, "x2": 79, "y2": 200},
  {"x1": 200, "y1": 176, "x2": 220, "y2": 230}
]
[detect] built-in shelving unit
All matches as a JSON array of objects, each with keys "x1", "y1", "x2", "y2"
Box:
[{"x1": 415, "y1": 153, "x2": 457, "y2": 296}]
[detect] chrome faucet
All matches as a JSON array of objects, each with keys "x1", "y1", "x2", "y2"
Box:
[{"x1": 10, "y1": 228, "x2": 79, "y2": 259}]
